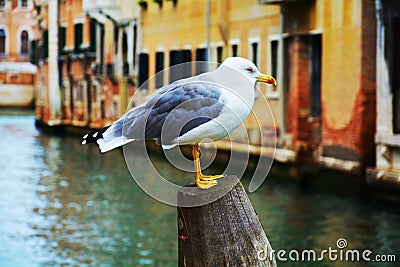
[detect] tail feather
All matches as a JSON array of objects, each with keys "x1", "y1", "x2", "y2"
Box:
[
  {"x1": 97, "y1": 136, "x2": 135, "y2": 153},
  {"x1": 82, "y1": 120, "x2": 128, "y2": 153},
  {"x1": 81, "y1": 125, "x2": 111, "y2": 145}
]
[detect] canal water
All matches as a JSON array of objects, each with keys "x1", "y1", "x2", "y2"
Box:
[{"x1": 0, "y1": 110, "x2": 399, "y2": 267}]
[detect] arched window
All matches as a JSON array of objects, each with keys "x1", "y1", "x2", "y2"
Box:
[
  {"x1": 0, "y1": 29, "x2": 5, "y2": 54},
  {"x1": 20, "y1": 30, "x2": 28, "y2": 54}
]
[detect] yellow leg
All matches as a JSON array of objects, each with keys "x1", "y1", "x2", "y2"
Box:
[{"x1": 192, "y1": 144, "x2": 225, "y2": 189}]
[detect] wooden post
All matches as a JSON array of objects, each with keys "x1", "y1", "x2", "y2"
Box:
[{"x1": 177, "y1": 176, "x2": 276, "y2": 267}]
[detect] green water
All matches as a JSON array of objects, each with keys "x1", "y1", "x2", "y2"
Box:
[{"x1": 0, "y1": 110, "x2": 399, "y2": 266}]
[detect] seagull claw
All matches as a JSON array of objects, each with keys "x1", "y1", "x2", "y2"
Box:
[
  {"x1": 196, "y1": 178, "x2": 218, "y2": 189},
  {"x1": 195, "y1": 173, "x2": 225, "y2": 189},
  {"x1": 198, "y1": 174, "x2": 225, "y2": 181}
]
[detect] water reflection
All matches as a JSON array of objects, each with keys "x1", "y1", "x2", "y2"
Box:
[
  {"x1": 33, "y1": 135, "x2": 178, "y2": 266},
  {"x1": 0, "y1": 111, "x2": 399, "y2": 266},
  {"x1": 248, "y1": 179, "x2": 400, "y2": 266}
]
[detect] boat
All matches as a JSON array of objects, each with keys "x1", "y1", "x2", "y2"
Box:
[{"x1": 0, "y1": 62, "x2": 37, "y2": 107}]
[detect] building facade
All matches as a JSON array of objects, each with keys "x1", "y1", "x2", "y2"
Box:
[
  {"x1": 0, "y1": 0, "x2": 38, "y2": 107},
  {"x1": 259, "y1": 0, "x2": 376, "y2": 174},
  {"x1": 34, "y1": 0, "x2": 378, "y2": 178},
  {"x1": 137, "y1": 0, "x2": 377, "y2": 173},
  {"x1": 34, "y1": 0, "x2": 139, "y2": 127},
  {"x1": 367, "y1": 0, "x2": 400, "y2": 189},
  {"x1": 137, "y1": 0, "x2": 283, "y2": 159}
]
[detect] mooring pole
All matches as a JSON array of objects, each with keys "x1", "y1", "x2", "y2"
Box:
[{"x1": 177, "y1": 176, "x2": 276, "y2": 267}]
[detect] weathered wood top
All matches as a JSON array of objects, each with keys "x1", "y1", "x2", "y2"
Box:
[{"x1": 178, "y1": 175, "x2": 276, "y2": 267}]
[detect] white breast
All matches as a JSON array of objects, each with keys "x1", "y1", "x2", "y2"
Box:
[{"x1": 173, "y1": 84, "x2": 255, "y2": 146}]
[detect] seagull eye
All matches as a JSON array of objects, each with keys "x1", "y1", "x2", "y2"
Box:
[{"x1": 246, "y1": 67, "x2": 254, "y2": 73}]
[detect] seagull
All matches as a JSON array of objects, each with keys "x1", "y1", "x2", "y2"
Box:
[{"x1": 82, "y1": 57, "x2": 276, "y2": 189}]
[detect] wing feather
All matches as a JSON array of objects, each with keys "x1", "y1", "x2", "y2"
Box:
[{"x1": 122, "y1": 81, "x2": 225, "y2": 144}]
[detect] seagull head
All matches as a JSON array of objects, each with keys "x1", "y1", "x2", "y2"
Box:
[{"x1": 220, "y1": 57, "x2": 277, "y2": 86}]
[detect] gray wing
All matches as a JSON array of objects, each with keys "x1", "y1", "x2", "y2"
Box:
[{"x1": 122, "y1": 81, "x2": 225, "y2": 144}]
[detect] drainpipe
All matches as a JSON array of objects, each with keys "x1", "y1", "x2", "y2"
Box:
[
  {"x1": 278, "y1": 4, "x2": 286, "y2": 143},
  {"x1": 205, "y1": 0, "x2": 210, "y2": 71},
  {"x1": 48, "y1": 0, "x2": 61, "y2": 124},
  {"x1": 136, "y1": 13, "x2": 142, "y2": 83}
]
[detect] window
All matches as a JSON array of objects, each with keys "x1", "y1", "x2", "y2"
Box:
[
  {"x1": 217, "y1": 46, "x2": 223, "y2": 63},
  {"x1": 248, "y1": 37, "x2": 260, "y2": 67},
  {"x1": 122, "y1": 31, "x2": 128, "y2": 75},
  {"x1": 89, "y1": 19, "x2": 96, "y2": 53},
  {"x1": 42, "y1": 29, "x2": 48, "y2": 59},
  {"x1": 0, "y1": 0, "x2": 5, "y2": 8},
  {"x1": 169, "y1": 49, "x2": 192, "y2": 83},
  {"x1": 29, "y1": 40, "x2": 37, "y2": 64},
  {"x1": 232, "y1": 44, "x2": 238, "y2": 57},
  {"x1": 59, "y1": 26, "x2": 66, "y2": 55},
  {"x1": 267, "y1": 36, "x2": 281, "y2": 98},
  {"x1": 133, "y1": 24, "x2": 137, "y2": 67},
  {"x1": 195, "y1": 48, "x2": 206, "y2": 74},
  {"x1": 114, "y1": 25, "x2": 118, "y2": 55},
  {"x1": 20, "y1": 0, "x2": 28, "y2": 8},
  {"x1": 229, "y1": 39, "x2": 240, "y2": 57},
  {"x1": 170, "y1": 50, "x2": 191, "y2": 66},
  {"x1": 195, "y1": 48, "x2": 206, "y2": 61},
  {"x1": 155, "y1": 51, "x2": 164, "y2": 88},
  {"x1": 74, "y1": 23, "x2": 83, "y2": 54},
  {"x1": 138, "y1": 53, "x2": 149, "y2": 89},
  {"x1": 20, "y1": 30, "x2": 29, "y2": 54},
  {"x1": 99, "y1": 24, "x2": 104, "y2": 75},
  {"x1": 122, "y1": 32, "x2": 128, "y2": 62},
  {"x1": 0, "y1": 29, "x2": 5, "y2": 54},
  {"x1": 251, "y1": 42, "x2": 259, "y2": 66},
  {"x1": 270, "y1": 40, "x2": 278, "y2": 79}
]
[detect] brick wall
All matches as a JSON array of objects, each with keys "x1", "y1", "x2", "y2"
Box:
[
  {"x1": 321, "y1": 0, "x2": 376, "y2": 166},
  {"x1": 287, "y1": 36, "x2": 311, "y2": 149}
]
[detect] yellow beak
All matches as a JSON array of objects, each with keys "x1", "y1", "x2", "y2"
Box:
[{"x1": 256, "y1": 75, "x2": 277, "y2": 86}]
